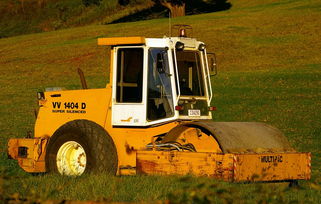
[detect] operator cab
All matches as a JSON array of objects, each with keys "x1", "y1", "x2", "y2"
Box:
[{"x1": 99, "y1": 27, "x2": 216, "y2": 126}]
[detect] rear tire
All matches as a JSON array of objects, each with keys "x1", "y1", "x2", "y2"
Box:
[{"x1": 46, "y1": 120, "x2": 118, "y2": 176}]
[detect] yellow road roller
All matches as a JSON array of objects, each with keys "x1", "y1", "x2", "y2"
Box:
[{"x1": 8, "y1": 27, "x2": 311, "y2": 183}]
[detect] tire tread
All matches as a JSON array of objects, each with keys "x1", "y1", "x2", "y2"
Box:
[{"x1": 46, "y1": 120, "x2": 118, "y2": 175}]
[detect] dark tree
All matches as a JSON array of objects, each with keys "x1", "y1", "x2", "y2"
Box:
[
  {"x1": 156, "y1": 0, "x2": 186, "y2": 17},
  {"x1": 117, "y1": 0, "x2": 231, "y2": 19},
  {"x1": 119, "y1": 0, "x2": 130, "y2": 6}
]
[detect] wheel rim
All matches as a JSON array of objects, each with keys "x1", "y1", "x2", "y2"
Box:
[{"x1": 56, "y1": 141, "x2": 87, "y2": 176}]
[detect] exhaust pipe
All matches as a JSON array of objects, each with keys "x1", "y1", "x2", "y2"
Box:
[{"x1": 77, "y1": 68, "x2": 88, "y2": 89}]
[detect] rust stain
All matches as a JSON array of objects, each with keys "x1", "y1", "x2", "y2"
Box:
[{"x1": 136, "y1": 160, "x2": 158, "y2": 174}]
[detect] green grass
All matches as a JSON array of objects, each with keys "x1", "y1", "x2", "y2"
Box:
[{"x1": 1, "y1": 0, "x2": 321, "y2": 202}]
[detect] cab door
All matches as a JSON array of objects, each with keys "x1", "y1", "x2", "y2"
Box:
[
  {"x1": 112, "y1": 46, "x2": 147, "y2": 126},
  {"x1": 146, "y1": 48, "x2": 175, "y2": 124}
]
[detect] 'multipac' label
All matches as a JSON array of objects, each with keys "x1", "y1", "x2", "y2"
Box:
[{"x1": 260, "y1": 155, "x2": 283, "y2": 163}]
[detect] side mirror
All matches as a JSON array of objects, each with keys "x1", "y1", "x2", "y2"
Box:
[{"x1": 207, "y1": 53, "x2": 217, "y2": 76}]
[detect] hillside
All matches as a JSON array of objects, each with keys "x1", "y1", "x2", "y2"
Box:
[
  {"x1": 0, "y1": 0, "x2": 154, "y2": 38},
  {"x1": 0, "y1": 0, "x2": 230, "y2": 38},
  {"x1": 1, "y1": 0, "x2": 321, "y2": 202}
]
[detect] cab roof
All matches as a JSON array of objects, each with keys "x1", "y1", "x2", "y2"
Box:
[
  {"x1": 98, "y1": 37, "x2": 145, "y2": 46},
  {"x1": 98, "y1": 36, "x2": 204, "y2": 50}
]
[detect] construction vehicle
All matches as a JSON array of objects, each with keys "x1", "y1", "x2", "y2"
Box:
[{"x1": 8, "y1": 26, "x2": 311, "y2": 183}]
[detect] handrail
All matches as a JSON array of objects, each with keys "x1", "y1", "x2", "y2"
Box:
[
  {"x1": 204, "y1": 50, "x2": 213, "y2": 103},
  {"x1": 173, "y1": 49, "x2": 181, "y2": 104}
]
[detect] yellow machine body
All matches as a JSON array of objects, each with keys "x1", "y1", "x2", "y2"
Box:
[{"x1": 7, "y1": 36, "x2": 311, "y2": 182}]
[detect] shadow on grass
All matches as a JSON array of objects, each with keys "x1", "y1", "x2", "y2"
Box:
[{"x1": 110, "y1": 0, "x2": 232, "y2": 24}]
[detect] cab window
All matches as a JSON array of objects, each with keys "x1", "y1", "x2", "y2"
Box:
[
  {"x1": 176, "y1": 50, "x2": 205, "y2": 96},
  {"x1": 116, "y1": 48, "x2": 144, "y2": 103}
]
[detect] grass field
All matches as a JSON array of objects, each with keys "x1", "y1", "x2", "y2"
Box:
[{"x1": 1, "y1": 0, "x2": 321, "y2": 202}]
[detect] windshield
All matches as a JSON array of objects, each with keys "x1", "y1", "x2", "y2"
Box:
[{"x1": 175, "y1": 50, "x2": 205, "y2": 96}]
